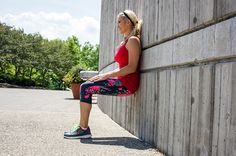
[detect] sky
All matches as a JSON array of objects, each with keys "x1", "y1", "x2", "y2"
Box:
[{"x1": 0, "y1": 0, "x2": 101, "y2": 44}]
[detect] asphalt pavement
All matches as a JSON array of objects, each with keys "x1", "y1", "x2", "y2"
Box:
[{"x1": 0, "y1": 88, "x2": 164, "y2": 156}]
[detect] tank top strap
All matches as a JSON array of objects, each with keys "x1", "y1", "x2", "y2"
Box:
[
  {"x1": 124, "y1": 35, "x2": 140, "y2": 45},
  {"x1": 123, "y1": 38, "x2": 129, "y2": 45}
]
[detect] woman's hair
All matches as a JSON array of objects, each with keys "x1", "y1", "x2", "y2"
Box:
[{"x1": 118, "y1": 10, "x2": 142, "y2": 38}]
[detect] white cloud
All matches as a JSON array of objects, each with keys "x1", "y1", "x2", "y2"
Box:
[{"x1": 0, "y1": 11, "x2": 100, "y2": 44}]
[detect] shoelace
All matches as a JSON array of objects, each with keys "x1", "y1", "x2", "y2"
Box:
[{"x1": 70, "y1": 124, "x2": 80, "y2": 132}]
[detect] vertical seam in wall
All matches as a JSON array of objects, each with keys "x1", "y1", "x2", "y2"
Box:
[
  {"x1": 188, "y1": 66, "x2": 193, "y2": 156},
  {"x1": 183, "y1": 69, "x2": 188, "y2": 156},
  {"x1": 211, "y1": 18, "x2": 217, "y2": 156},
  {"x1": 142, "y1": 74, "x2": 146, "y2": 141},
  {"x1": 139, "y1": 74, "x2": 142, "y2": 140},
  {"x1": 172, "y1": 70, "x2": 177, "y2": 156},
  {"x1": 154, "y1": 71, "x2": 157, "y2": 146},
  {"x1": 230, "y1": 63, "x2": 235, "y2": 151},
  {"x1": 188, "y1": 0, "x2": 192, "y2": 150},
  {"x1": 229, "y1": 63, "x2": 234, "y2": 156},
  {"x1": 172, "y1": 0, "x2": 174, "y2": 35},
  {"x1": 171, "y1": 18, "x2": 174, "y2": 66},
  {"x1": 199, "y1": 66, "x2": 204, "y2": 150},
  {"x1": 167, "y1": 70, "x2": 171, "y2": 153},
  {"x1": 156, "y1": 71, "x2": 160, "y2": 148},
  {"x1": 167, "y1": 70, "x2": 173, "y2": 152},
  {"x1": 216, "y1": 64, "x2": 222, "y2": 156},
  {"x1": 146, "y1": 73, "x2": 149, "y2": 141},
  {"x1": 229, "y1": 19, "x2": 233, "y2": 54},
  {"x1": 214, "y1": 0, "x2": 218, "y2": 19},
  {"x1": 166, "y1": 70, "x2": 170, "y2": 152},
  {"x1": 209, "y1": 64, "x2": 215, "y2": 156},
  {"x1": 147, "y1": 1, "x2": 150, "y2": 44},
  {"x1": 188, "y1": 0, "x2": 191, "y2": 30},
  {"x1": 146, "y1": 73, "x2": 149, "y2": 142},
  {"x1": 156, "y1": 0, "x2": 159, "y2": 40},
  {"x1": 224, "y1": 63, "x2": 229, "y2": 156}
]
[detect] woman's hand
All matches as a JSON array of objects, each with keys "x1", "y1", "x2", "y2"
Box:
[{"x1": 88, "y1": 73, "x2": 110, "y2": 82}]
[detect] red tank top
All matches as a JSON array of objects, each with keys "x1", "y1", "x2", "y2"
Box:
[{"x1": 114, "y1": 40, "x2": 140, "y2": 93}]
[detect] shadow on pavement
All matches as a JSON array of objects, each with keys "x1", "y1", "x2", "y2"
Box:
[
  {"x1": 80, "y1": 137, "x2": 153, "y2": 150},
  {"x1": 64, "y1": 98, "x2": 79, "y2": 100}
]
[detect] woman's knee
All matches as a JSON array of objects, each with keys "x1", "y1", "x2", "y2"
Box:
[{"x1": 80, "y1": 81, "x2": 93, "y2": 92}]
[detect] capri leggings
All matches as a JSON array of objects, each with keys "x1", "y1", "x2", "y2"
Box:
[{"x1": 80, "y1": 78, "x2": 131, "y2": 104}]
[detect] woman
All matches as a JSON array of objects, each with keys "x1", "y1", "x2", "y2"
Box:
[{"x1": 64, "y1": 10, "x2": 142, "y2": 139}]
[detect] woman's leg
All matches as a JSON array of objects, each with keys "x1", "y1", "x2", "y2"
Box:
[
  {"x1": 64, "y1": 79, "x2": 131, "y2": 139},
  {"x1": 79, "y1": 101, "x2": 92, "y2": 128},
  {"x1": 64, "y1": 100, "x2": 92, "y2": 139},
  {"x1": 79, "y1": 79, "x2": 131, "y2": 128}
]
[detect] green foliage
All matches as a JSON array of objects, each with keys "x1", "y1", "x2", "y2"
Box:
[
  {"x1": 79, "y1": 42, "x2": 99, "y2": 71},
  {"x1": 63, "y1": 64, "x2": 85, "y2": 87},
  {"x1": 0, "y1": 22, "x2": 99, "y2": 90}
]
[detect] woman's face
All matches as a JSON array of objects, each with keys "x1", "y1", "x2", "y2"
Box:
[{"x1": 117, "y1": 16, "x2": 130, "y2": 35}]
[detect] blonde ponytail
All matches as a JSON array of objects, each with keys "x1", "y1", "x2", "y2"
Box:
[{"x1": 133, "y1": 19, "x2": 142, "y2": 38}]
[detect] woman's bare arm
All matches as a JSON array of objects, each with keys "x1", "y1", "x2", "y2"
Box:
[{"x1": 89, "y1": 36, "x2": 140, "y2": 82}]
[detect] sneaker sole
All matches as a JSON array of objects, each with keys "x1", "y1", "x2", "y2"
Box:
[{"x1": 64, "y1": 134, "x2": 92, "y2": 139}]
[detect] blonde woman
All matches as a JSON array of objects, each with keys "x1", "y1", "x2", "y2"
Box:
[{"x1": 64, "y1": 10, "x2": 142, "y2": 139}]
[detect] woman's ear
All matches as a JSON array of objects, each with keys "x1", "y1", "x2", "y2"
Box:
[{"x1": 126, "y1": 20, "x2": 132, "y2": 27}]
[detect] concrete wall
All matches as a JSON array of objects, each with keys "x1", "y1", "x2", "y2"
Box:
[{"x1": 98, "y1": 0, "x2": 236, "y2": 155}]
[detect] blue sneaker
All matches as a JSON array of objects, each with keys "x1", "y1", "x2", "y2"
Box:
[{"x1": 64, "y1": 124, "x2": 92, "y2": 139}]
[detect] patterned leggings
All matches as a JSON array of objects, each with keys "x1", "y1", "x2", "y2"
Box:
[{"x1": 80, "y1": 79, "x2": 131, "y2": 104}]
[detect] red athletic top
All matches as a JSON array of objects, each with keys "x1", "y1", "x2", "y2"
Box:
[{"x1": 114, "y1": 40, "x2": 140, "y2": 93}]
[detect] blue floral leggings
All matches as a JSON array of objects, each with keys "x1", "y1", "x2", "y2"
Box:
[{"x1": 80, "y1": 79, "x2": 131, "y2": 104}]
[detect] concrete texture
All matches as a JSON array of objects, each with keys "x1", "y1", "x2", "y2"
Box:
[
  {"x1": 0, "y1": 88, "x2": 163, "y2": 156},
  {"x1": 141, "y1": 16, "x2": 236, "y2": 71}
]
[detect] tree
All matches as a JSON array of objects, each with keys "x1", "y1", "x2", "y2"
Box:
[
  {"x1": 0, "y1": 22, "x2": 99, "y2": 89},
  {"x1": 79, "y1": 42, "x2": 99, "y2": 71}
]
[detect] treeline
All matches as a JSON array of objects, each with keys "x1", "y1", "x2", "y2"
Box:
[{"x1": 0, "y1": 22, "x2": 99, "y2": 90}]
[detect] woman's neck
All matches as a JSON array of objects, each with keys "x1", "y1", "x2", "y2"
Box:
[{"x1": 123, "y1": 30, "x2": 132, "y2": 40}]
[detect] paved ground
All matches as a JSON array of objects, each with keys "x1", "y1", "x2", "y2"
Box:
[{"x1": 0, "y1": 88, "x2": 164, "y2": 156}]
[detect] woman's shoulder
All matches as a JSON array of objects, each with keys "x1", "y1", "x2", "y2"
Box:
[
  {"x1": 128, "y1": 36, "x2": 140, "y2": 41},
  {"x1": 119, "y1": 36, "x2": 140, "y2": 47},
  {"x1": 127, "y1": 36, "x2": 140, "y2": 46}
]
